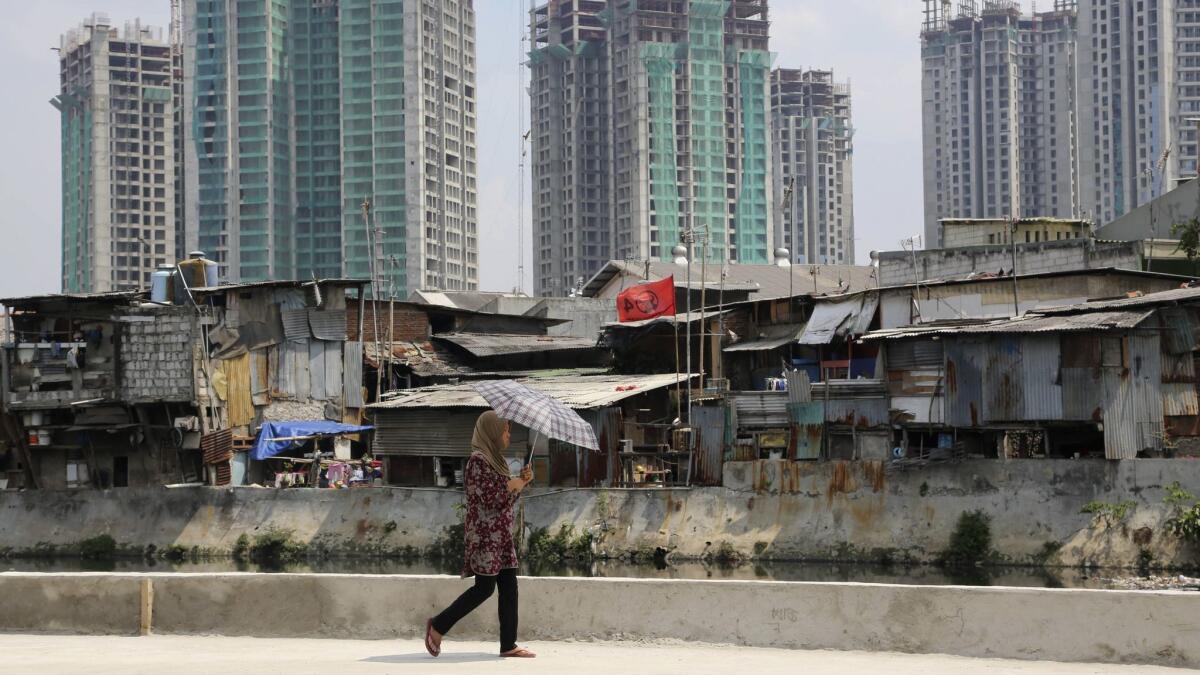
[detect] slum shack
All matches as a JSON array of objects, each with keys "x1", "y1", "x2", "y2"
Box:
[
  {"x1": 366, "y1": 373, "x2": 690, "y2": 488},
  {"x1": 863, "y1": 285, "x2": 1200, "y2": 460},
  {"x1": 186, "y1": 279, "x2": 369, "y2": 485},
  {"x1": 1, "y1": 291, "x2": 199, "y2": 488}
]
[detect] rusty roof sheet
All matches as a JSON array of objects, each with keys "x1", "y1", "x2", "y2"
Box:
[
  {"x1": 367, "y1": 373, "x2": 693, "y2": 411},
  {"x1": 1035, "y1": 285, "x2": 1200, "y2": 314},
  {"x1": 433, "y1": 333, "x2": 599, "y2": 357},
  {"x1": 863, "y1": 309, "x2": 1154, "y2": 340}
]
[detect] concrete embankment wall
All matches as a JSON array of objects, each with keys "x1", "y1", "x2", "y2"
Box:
[
  {"x1": 0, "y1": 572, "x2": 1196, "y2": 667},
  {"x1": 1, "y1": 459, "x2": 1198, "y2": 567}
]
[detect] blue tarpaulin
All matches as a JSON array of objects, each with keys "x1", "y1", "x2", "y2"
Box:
[{"x1": 251, "y1": 421, "x2": 374, "y2": 461}]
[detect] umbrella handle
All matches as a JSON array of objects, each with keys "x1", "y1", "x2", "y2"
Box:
[{"x1": 527, "y1": 430, "x2": 538, "y2": 468}]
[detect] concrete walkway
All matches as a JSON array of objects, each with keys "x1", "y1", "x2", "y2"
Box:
[{"x1": 0, "y1": 635, "x2": 1188, "y2": 674}]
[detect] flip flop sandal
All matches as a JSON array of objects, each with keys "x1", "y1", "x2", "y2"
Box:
[
  {"x1": 501, "y1": 647, "x2": 537, "y2": 658},
  {"x1": 425, "y1": 618, "x2": 441, "y2": 657}
]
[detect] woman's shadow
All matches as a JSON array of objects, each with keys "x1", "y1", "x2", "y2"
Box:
[{"x1": 361, "y1": 652, "x2": 499, "y2": 664}]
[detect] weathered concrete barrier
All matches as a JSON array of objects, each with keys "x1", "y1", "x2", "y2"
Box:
[
  {"x1": 0, "y1": 572, "x2": 1196, "y2": 667},
  {"x1": 1, "y1": 459, "x2": 1198, "y2": 567}
]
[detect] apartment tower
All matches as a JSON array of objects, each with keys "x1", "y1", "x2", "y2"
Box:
[
  {"x1": 771, "y1": 68, "x2": 855, "y2": 265},
  {"x1": 55, "y1": 15, "x2": 176, "y2": 293},
  {"x1": 529, "y1": 0, "x2": 775, "y2": 297},
  {"x1": 920, "y1": 0, "x2": 1080, "y2": 246},
  {"x1": 182, "y1": 0, "x2": 478, "y2": 294}
]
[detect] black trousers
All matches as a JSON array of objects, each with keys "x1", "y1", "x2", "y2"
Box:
[{"x1": 431, "y1": 568, "x2": 518, "y2": 652}]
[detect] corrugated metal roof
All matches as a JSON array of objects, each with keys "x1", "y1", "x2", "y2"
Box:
[
  {"x1": 605, "y1": 309, "x2": 730, "y2": 329},
  {"x1": 191, "y1": 278, "x2": 366, "y2": 293},
  {"x1": 864, "y1": 310, "x2": 1153, "y2": 340},
  {"x1": 798, "y1": 294, "x2": 879, "y2": 345},
  {"x1": 433, "y1": 333, "x2": 599, "y2": 357},
  {"x1": 581, "y1": 260, "x2": 878, "y2": 300},
  {"x1": 723, "y1": 324, "x2": 805, "y2": 352},
  {"x1": 1, "y1": 291, "x2": 143, "y2": 307},
  {"x1": 1037, "y1": 285, "x2": 1200, "y2": 314},
  {"x1": 367, "y1": 373, "x2": 692, "y2": 411},
  {"x1": 281, "y1": 309, "x2": 311, "y2": 341}
]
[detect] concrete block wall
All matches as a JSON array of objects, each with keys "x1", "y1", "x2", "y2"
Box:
[
  {"x1": 878, "y1": 240, "x2": 1142, "y2": 285},
  {"x1": 1, "y1": 460, "x2": 1197, "y2": 568},
  {"x1": 118, "y1": 311, "x2": 196, "y2": 402}
]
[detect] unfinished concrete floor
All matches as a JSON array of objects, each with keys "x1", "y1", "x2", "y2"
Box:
[{"x1": 0, "y1": 634, "x2": 1188, "y2": 674}]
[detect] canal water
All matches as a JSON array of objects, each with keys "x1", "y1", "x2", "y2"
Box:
[{"x1": 0, "y1": 557, "x2": 1123, "y2": 589}]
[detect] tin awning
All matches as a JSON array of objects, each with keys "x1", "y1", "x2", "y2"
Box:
[
  {"x1": 798, "y1": 294, "x2": 878, "y2": 345},
  {"x1": 723, "y1": 324, "x2": 806, "y2": 352}
]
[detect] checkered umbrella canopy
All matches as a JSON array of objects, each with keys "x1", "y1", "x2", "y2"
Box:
[{"x1": 472, "y1": 380, "x2": 599, "y2": 451}]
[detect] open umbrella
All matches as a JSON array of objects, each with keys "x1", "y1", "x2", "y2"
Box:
[{"x1": 472, "y1": 380, "x2": 599, "y2": 465}]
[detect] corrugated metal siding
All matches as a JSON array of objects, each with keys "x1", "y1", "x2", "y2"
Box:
[
  {"x1": 1160, "y1": 308, "x2": 1196, "y2": 355},
  {"x1": 282, "y1": 309, "x2": 310, "y2": 341},
  {"x1": 343, "y1": 342, "x2": 364, "y2": 409},
  {"x1": 729, "y1": 392, "x2": 790, "y2": 428},
  {"x1": 308, "y1": 309, "x2": 348, "y2": 342},
  {"x1": 887, "y1": 339, "x2": 944, "y2": 370},
  {"x1": 946, "y1": 339, "x2": 984, "y2": 427},
  {"x1": 691, "y1": 405, "x2": 726, "y2": 485},
  {"x1": 789, "y1": 402, "x2": 824, "y2": 460},
  {"x1": 1103, "y1": 333, "x2": 1164, "y2": 459},
  {"x1": 1161, "y1": 352, "x2": 1199, "y2": 417},
  {"x1": 824, "y1": 399, "x2": 889, "y2": 428},
  {"x1": 308, "y1": 340, "x2": 328, "y2": 400},
  {"x1": 1020, "y1": 335, "x2": 1063, "y2": 421},
  {"x1": 1062, "y1": 367, "x2": 1104, "y2": 421},
  {"x1": 373, "y1": 409, "x2": 530, "y2": 457},
  {"x1": 581, "y1": 408, "x2": 621, "y2": 487},
  {"x1": 984, "y1": 336, "x2": 1023, "y2": 422}
]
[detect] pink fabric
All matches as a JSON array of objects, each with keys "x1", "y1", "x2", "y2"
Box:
[{"x1": 462, "y1": 451, "x2": 519, "y2": 577}]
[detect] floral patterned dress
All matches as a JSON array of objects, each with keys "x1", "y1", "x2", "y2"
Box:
[{"x1": 462, "y1": 451, "x2": 519, "y2": 577}]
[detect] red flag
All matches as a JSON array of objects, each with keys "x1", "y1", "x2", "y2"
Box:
[{"x1": 617, "y1": 276, "x2": 676, "y2": 322}]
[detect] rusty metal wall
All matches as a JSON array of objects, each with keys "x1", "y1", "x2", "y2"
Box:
[
  {"x1": 824, "y1": 399, "x2": 889, "y2": 428},
  {"x1": 984, "y1": 336, "x2": 1024, "y2": 422},
  {"x1": 1103, "y1": 332, "x2": 1164, "y2": 459},
  {"x1": 788, "y1": 402, "x2": 824, "y2": 460},
  {"x1": 945, "y1": 339, "x2": 984, "y2": 427},
  {"x1": 690, "y1": 404, "x2": 726, "y2": 486},
  {"x1": 580, "y1": 408, "x2": 621, "y2": 488},
  {"x1": 729, "y1": 392, "x2": 790, "y2": 429},
  {"x1": 1161, "y1": 352, "x2": 1199, "y2": 417},
  {"x1": 1019, "y1": 335, "x2": 1063, "y2": 421}
]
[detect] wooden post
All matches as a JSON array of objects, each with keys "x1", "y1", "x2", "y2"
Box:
[{"x1": 139, "y1": 578, "x2": 154, "y2": 636}]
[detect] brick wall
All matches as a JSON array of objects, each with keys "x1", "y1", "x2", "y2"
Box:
[
  {"x1": 347, "y1": 299, "x2": 430, "y2": 343},
  {"x1": 119, "y1": 308, "x2": 196, "y2": 402}
]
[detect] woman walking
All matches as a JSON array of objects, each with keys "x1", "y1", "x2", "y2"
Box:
[{"x1": 425, "y1": 411, "x2": 536, "y2": 658}]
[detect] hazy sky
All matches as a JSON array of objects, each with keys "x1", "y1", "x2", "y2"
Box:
[{"x1": 0, "y1": 1, "x2": 924, "y2": 297}]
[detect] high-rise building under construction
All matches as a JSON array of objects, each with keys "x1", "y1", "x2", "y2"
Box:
[
  {"x1": 55, "y1": 15, "x2": 176, "y2": 293},
  {"x1": 530, "y1": 0, "x2": 775, "y2": 297},
  {"x1": 771, "y1": 68, "x2": 855, "y2": 265},
  {"x1": 182, "y1": 0, "x2": 478, "y2": 294},
  {"x1": 921, "y1": 0, "x2": 1200, "y2": 244}
]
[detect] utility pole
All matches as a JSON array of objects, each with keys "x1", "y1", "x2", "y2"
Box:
[{"x1": 1008, "y1": 215, "x2": 1020, "y2": 316}]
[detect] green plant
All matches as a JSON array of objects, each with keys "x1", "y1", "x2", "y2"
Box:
[
  {"x1": 939, "y1": 511, "x2": 992, "y2": 568},
  {"x1": 704, "y1": 540, "x2": 745, "y2": 566},
  {"x1": 79, "y1": 535, "x2": 117, "y2": 560},
  {"x1": 231, "y1": 534, "x2": 250, "y2": 562},
  {"x1": 1173, "y1": 219, "x2": 1200, "y2": 270},
  {"x1": 596, "y1": 491, "x2": 611, "y2": 521},
  {"x1": 1081, "y1": 500, "x2": 1137, "y2": 527},
  {"x1": 526, "y1": 524, "x2": 593, "y2": 563},
  {"x1": 1137, "y1": 548, "x2": 1155, "y2": 574},
  {"x1": 248, "y1": 528, "x2": 305, "y2": 567},
  {"x1": 1163, "y1": 482, "x2": 1200, "y2": 546}
]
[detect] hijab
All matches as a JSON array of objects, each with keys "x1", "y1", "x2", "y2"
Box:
[{"x1": 471, "y1": 410, "x2": 511, "y2": 477}]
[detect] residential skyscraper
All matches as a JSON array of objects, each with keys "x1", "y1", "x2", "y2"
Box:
[
  {"x1": 771, "y1": 68, "x2": 855, "y2": 265},
  {"x1": 529, "y1": 0, "x2": 775, "y2": 297},
  {"x1": 920, "y1": 0, "x2": 1080, "y2": 246},
  {"x1": 1077, "y1": 0, "x2": 1183, "y2": 224},
  {"x1": 182, "y1": 0, "x2": 478, "y2": 294},
  {"x1": 54, "y1": 15, "x2": 176, "y2": 293}
]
